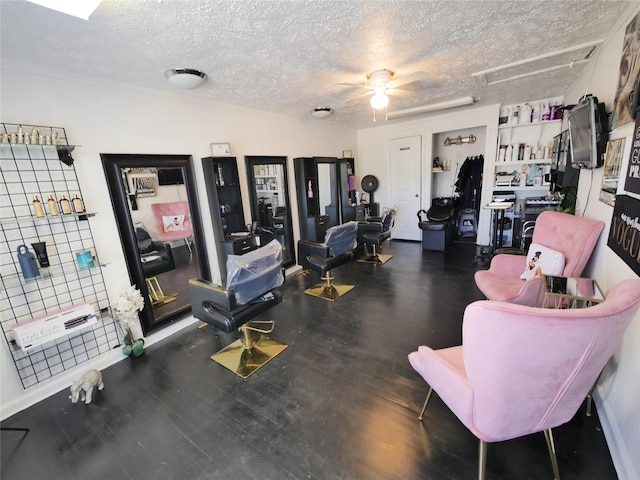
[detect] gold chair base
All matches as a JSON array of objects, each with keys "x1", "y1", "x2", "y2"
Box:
[
  {"x1": 357, "y1": 253, "x2": 393, "y2": 264},
  {"x1": 211, "y1": 336, "x2": 287, "y2": 378},
  {"x1": 304, "y1": 283, "x2": 354, "y2": 301},
  {"x1": 145, "y1": 276, "x2": 177, "y2": 308}
]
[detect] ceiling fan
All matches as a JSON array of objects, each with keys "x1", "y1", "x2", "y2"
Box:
[{"x1": 339, "y1": 68, "x2": 428, "y2": 110}]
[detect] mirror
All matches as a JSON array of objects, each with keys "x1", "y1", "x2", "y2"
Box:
[
  {"x1": 101, "y1": 154, "x2": 210, "y2": 334},
  {"x1": 245, "y1": 156, "x2": 295, "y2": 266},
  {"x1": 316, "y1": 158, "x2": 339, "y2": 227}
]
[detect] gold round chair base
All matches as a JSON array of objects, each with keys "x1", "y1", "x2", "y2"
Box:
[
  {"x1": 211, "y1": 336, "x2": 288, "y2": 378},
  {"x1": 357, "y1": 253, "x2": 393, "y2": 264},
  {"x1": 304, "y1": 283, "x2": 355, "y2": 301}
]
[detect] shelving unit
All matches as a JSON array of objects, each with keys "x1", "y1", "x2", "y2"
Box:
[
  {"x1": 254, "y1": 164, "x2": 284, "y2": 202},
  {"x1": 202, "y1": 157, "x2": 258, "y2": 279},
  {"x1": 491, "y1": 103, "x2": 564, "y2": 247},
  {"x1": 0, "y1": 122, "x2": 116, "y2": 389}
]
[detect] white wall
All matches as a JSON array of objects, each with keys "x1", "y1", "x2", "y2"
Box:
[
  {"x1": 0, "y1": 61, "x2": 356, "y2": 419},
  {"x1": 565, "y1": 5, "x2": 640, "y2": 479},
  {"x1": 357, "y1": 104, "x2": 500, "y2": 244}
]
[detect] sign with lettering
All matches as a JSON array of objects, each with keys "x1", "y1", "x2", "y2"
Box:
[
  {"x1": 607, "y1": 194, "x2": 640, "y2": 276},
  {"x1": 624, "y1": 115, "x2": 640, "y2": 195}
]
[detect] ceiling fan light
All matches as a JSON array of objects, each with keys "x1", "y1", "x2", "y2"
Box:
[
  {"x1": 311, "y1": 107, "x2": 333, "y2": 119},
  {"x1": 164, "y1": 68, "x2": 207, "y2": 90},
  {"x1": 370, "y1": 89, "x2": 389, "y2": 110}
]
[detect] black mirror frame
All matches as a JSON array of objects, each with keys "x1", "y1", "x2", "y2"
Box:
[
  {"x1": 245, "y1": 155, "x2": 296, "y2": 267},
  {"x1": 101, "y1": 153, "x2": 210, "y2": 334}
]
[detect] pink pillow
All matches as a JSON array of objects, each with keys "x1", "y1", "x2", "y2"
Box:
[
  {"x1": 521, "y1": 243, "x2": 565, "y2": 280},
  {"x1": 163, "y1": 215, "x2": 185, "y2": 232}
]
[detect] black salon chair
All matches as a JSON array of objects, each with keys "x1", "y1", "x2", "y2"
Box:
[
  {"x1": 188, "y1": 240, "x2": 287, "y2": 378},
  {"x1": 135, "y1": 224, "x2": 177, "y2": 307},
  {"x1": 297, "y1": 220, "x2": 358, "y2": 301},
  {"x1": 357, "y1": 208, "x2": 396, "y2": 264},
  {"x1": 417, "y1": 197, "x2": 458, "y2": 251}
]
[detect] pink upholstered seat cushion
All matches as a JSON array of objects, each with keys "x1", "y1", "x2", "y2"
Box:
[
  {"x1": 409, "y1": 279, "x2": 640, "y2": 444},
  {"x1": 475, "y1": 211, "x2": 604, "y2": 306}
]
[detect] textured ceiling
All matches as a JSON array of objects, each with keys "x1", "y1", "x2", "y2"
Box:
[{"x1": 0, "y1": 0, "x2": 634, "y2": 128}]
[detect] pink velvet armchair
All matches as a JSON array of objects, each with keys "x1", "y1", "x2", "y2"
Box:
[
  {"x1": 474, "y1": 211, "x2": 604, "y2": 306},
  {"x1": 408, "y1": 279, "x2": 640, "y2": 480},
  {"x1": 151, "y1": 201, "x2": 193, "y2": 252}
]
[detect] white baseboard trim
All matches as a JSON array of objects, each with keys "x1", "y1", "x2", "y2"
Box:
[
  {"x1": 1, "y1": 316, "x2": 198, "y2": 422},
  {"x1": 594, "y1": 386, "x2": 638, "y2": 480}
]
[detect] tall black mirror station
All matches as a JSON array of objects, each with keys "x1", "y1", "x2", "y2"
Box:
[
  {"x1": 294, "y1": 156, "x2": 339, "y2": 242},
  {"x1": 245, "y1": 156, "x2": 296, "y2": 267},
  {"x1": 101, "y1": 154, "x2": 210, "y2": 334}
]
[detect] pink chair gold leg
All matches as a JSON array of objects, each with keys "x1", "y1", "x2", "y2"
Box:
[{"x1": 418, "y1": 387, "x2": 433, "y2": 421}]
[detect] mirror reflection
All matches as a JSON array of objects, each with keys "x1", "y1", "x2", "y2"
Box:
[
  {"x1": 317, "y1": 162, "x2": 337, "y2": 227},
  {"x1": 102, "y1": 153, "x2": 209, "y2": 334},
  {"x1": 245, "y1": 156, "x2": 295, "y2": 266}
]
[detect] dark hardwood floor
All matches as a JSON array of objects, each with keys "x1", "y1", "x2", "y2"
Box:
[{"x1": 1, "y1": 240, "x2": 617, "y2": 480}]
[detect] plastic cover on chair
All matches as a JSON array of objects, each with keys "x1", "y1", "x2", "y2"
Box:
[
  {"x1": 324, "y1": 221, "x2": 358, "y2": 256},
  {"x1": 226, "y1": 239, "x2": 284, "y2": 305}
]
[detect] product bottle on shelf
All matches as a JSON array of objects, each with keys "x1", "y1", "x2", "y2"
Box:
[
  {"x1": 217, "y1": 164, "x2": 225, "y2": 186},
  {"x1": 531, "y1": 104, "x2": 541, "y2": 123},
  {"x1": 307, "y1": 180, "x2": 313, "y2": 198},
  {"x1": 47, "y1": 195, "x2": 59, "y2": 216},
  {"x1": 520, "y1": 103, "x2": 532, "y2": 124},
  {"x1": 59, "y1": 195, "x2": 72, "y2": 215},
  {"x1": 32, "y1": 196, "x2": 45, "y2": 218},
  {"x1": 505, "y1": 144, "x2": 514, "y2": 162},
  {"x1": 72, "y1": 194, "x2": 85, "y2": 213},
  {"x1": 541, "y1": 102, "x2": 551, "y2": 121}
]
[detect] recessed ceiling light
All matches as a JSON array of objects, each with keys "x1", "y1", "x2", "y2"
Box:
[
  {"x1": 26, "y1": 0, "x2": 102, "y2": 20},
  {"x1": 311, "y1": 107, "x2": 333, "y2": 119},
  {"x1": 164, "y1": 68, "x2": 207, "y2": 90}
]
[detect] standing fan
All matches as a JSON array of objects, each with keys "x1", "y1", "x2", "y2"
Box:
[{"x1": 361, "y1": 175, "x2": 379, "y2": 205}]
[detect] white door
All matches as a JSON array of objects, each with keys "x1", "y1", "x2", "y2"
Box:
[{"x1": 389, "y1": 136, "x2": 422, "y2": 240}]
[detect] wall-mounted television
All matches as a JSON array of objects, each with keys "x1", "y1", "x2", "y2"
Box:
[
  {"x1": 157, "y1": 167, "x2": 185, "y2": 185},
  {"x1": 568, "y1": 95, "x2": 608, "y2": 169}
]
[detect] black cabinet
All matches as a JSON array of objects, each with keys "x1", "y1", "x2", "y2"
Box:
[{"x1": 202, "y1": 157, "x2": 255, "y2": 279}]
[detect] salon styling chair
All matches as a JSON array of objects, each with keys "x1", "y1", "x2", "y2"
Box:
[
  {"x1": 135, "y1": 224, "x2": 177, "y2": 307},
  {"x1": 357, "y1": 208, "x2": 396, "y2": 264},
  {"x1": 417, "y1": 197, "x2": 458, "y2": 251},
  {"x1": 409, "y1": 279, "x2": 640, "y2": 480},
  {"x1": 297, "y1": 221, "x2": 358, "y2": 301},
  {"x1": 188, "y1": 240, "x2": 287, "y2": 378}
]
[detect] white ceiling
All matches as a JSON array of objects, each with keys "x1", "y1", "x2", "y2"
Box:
[{"x1": 0, "y1": 0, "x2": 634, "y2": 128}]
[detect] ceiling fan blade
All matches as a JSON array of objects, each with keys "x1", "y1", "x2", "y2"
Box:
[
  {"x1": 336, "y1": 82, "x2": 370, "y2": 89},
  {"x1": 342, "y1": 89, "x2": 374, "y2": 103},
  {"x1": 392, "y1": 71, "x2": 428, "y2": 87},
  {"x1": 387, "y1": 88, "x2": 414, "y2": 98}
]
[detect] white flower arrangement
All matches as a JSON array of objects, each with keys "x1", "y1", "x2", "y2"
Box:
[{"x1": 113, "y1": 285, "x2": 144, "y2": 329}]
